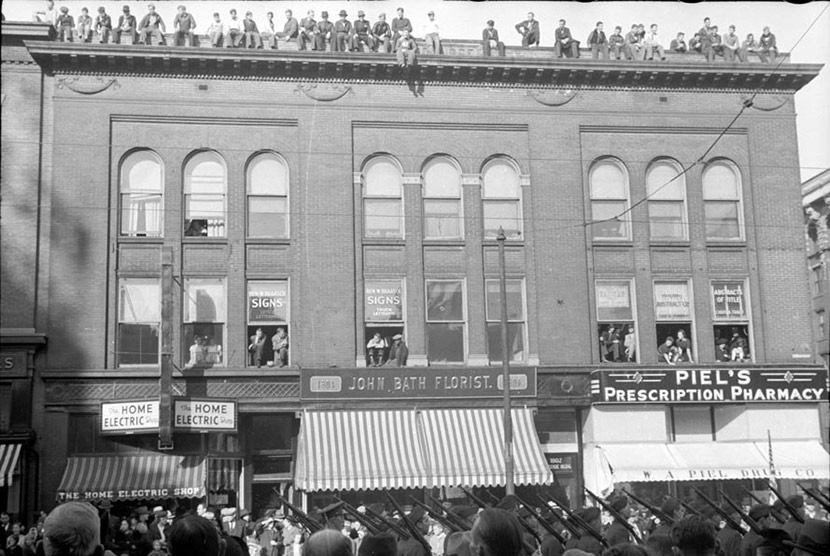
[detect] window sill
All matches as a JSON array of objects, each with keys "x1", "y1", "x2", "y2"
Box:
[
  {"x1": 118, "y1": 236, "x2": 164, "y2": 243},
  {"x1": 246, "y1": 238, "x2": 292, "y2": 246},
  {"x1": 592, "y1": 239, "x2": 634, "y2": 247},
  {"x1": 650, "y1": 241, "x2": 691, "y2": 248},
  {"x1": 363, "y1": 238, "x2": 406, "y2": 246},
  {"x1": 482, "y1": 239, "x2": 526, "y2": 247},
  {"x1": 423, "y1": 239, "x2": 466, "y2": 247},
  {"x1": 706, "y1": 241, "x2": 747, "y2": 248},
  {"x1": 183, "y1": 237, "x2": 228, "y2": 245}
]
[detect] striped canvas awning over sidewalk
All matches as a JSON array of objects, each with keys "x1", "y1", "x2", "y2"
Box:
[
  {"x1": 294, "y1": 407, "x2": 551, "y2": 491},
  {"x1": 0, "y1": 444, "x2": 22, "y2": 487}
]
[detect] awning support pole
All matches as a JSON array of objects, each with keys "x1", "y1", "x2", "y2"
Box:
[{"x1": 498, "y1": 227, "x2": 514, "y2": 496}]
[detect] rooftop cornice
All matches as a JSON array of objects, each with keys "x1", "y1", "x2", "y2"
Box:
[{"x1": 23, "y1": 40, "x2": 823, "y2": 92}]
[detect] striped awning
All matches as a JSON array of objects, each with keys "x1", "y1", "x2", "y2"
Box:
[
  {"x1": 208, "y1": 458, "x2": 242, "y2": 492},
  {"x1": 421, "y1": 408, "x2": 553, "y2": 487},
  {"x1": 0, "y1": 444, "x2": 22, "y2": 487},
  {"x1": 57, "y1": 454, "x2": 206, "y2": 502},
  {"x1": 294, "y1": 410, "x2": 430, "y2": 492}
]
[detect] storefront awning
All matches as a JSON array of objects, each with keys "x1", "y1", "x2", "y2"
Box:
[
  {"x1": 0, "y1": 444, "x2": 22, "y2": 487},
  {"x1": 755, "y1": 440, "x2": 830, "y2": 480},
  {"x1": 599, "y1": 444, "x2": 679, "y2": 483},
  {"x1": 294, "y1": 410, "x2": 430, "y2": 491},
  {"x1": 421, "y1": 408, "x2": 553, "y2": 487},
  {"x1": 56, "y1": 454, "x2": 206, "y2": 502},
  {"x1": 667, "y1": 443, "x2": 771, "y2": 481}
]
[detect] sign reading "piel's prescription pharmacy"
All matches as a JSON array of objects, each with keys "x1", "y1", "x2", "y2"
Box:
[
  {"x1": 591, "y1": 367, "x2": 828, "y2": 404},
  {"x1": 173, "y1": 399, "x2": 237, "y2": 432}
]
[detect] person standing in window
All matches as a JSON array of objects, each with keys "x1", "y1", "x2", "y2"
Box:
[
  {"x1": 675, "y1": 329, "x2": 694, "y2": 363},
  {"x1": 716, "y1": 338, "x2": 731, "y2": 362},
  {"x1": 188, "y1": 335, "x2": 206, "y2": 367},
  {"x1": 729, "y1": 327, "x2": 749, "y2": 361},
  {"x1": 272, "y1": 327, "x2": 289, "y2": 368},
  {"x1": 206, "y1": 337, "x2": 222, "y2": 365},
  {"x1": 249, "y1": 328, "x2": 267, "y2": 368},
  {"x1": 624, "y1": 325, "x2": 637, "y2": 362},
  {"x1": 366, "y1": 332, "x2": 387, "y2": 367},
  {"x1": 386, "y1": 334, "x2": 409, "y2": 367},
  {"x1": 601, "y1": 325, "x2": 620, "y2": 362}
]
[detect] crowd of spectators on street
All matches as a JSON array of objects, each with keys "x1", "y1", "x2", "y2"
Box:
[{"x1": 27, "y1": 2, "x2": 781, "y2": 65}]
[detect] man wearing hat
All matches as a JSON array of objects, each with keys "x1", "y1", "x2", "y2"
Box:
[
  {"x1": 352, "y1": 11, "x2": 374, "y2": 52},
  {"x1": 56, "y1": 6, "x2": 74, "y2": 42},
  {"x1": 258, "y1": 511, "x2": 282, "y2": 556},
  {"x1": 320, "y1": 502, "x2": 346, "y2": 531},
  {"x1": 372, "y1": 13, "x2": 392, "y2": 53},
  {"x1": 398, "y1": 506, "x2": 430, "y2": 556},
  {"x1": 391, "y1": 8, "x2": 412, "y2": 52},
  {"x1": 740, "y1": 505, "x2": 774, "y2": 556},
  {"x1": 314, "y1": 12, "x2": 334, "y2": 52},
  {"x1": 114, "y1": 5, "x2": 136, "y2": 44},
  {"x1": 223, "y1": 507, "x2": 245, "y2": 538},
  {"x1": 782, "y1": 496, "x2": 805, "y2": 540},
  {"x1": 385, "y1": 334, "x2": 409, "y2": 367},
  {"x1": 333, "y1": 10, "x2": 352, "y2": 52},
  {"x1": 149, "y1": 506, "x2": 171, "y2": 547},
  {"x1": 605, "y1": 497, "x2": 632, "y2": 546},
  {"x1": 298, "y1": 10, "x2": 317, "y2": 51},
  {"x1": 653, "y1": 498, "x2": 685, "y2": 537}
]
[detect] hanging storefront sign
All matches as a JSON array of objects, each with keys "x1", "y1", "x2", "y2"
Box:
[
  {"x1": 591, "y1": 367, "x2": 828, "y2": 404},
  {"x1": 302, "y1": 367, "x2": 536, "y2": 401},
  {"x1": 653, "y1": 281, "x2": 691, "y2": 321},
  {"x1": 173, "y1": 399, "x2": 237, "y2": 432},
  {"x1": 248, "y1": 281, "x2": 288, "y2": 323},
  {"x1": 365, "y1": 280, "x2": 404, "y2": 321},
  {"x1": 545, "y1": 453, "x2": 576, "y2": 472},
  {"x1": 711, "y1": 281, "x2": 747, "y2": 321},
  {"x1": 100, "y1": 400, "x2": 160, "y2": 433}
]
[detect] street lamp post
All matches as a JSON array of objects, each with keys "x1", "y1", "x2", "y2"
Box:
[{"x1": 497, "y1": 226, "x2": 515, "y2": 496}]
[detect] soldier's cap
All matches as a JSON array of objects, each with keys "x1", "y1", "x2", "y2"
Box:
[
  {"x1": 660, "y1": 497, "x2": 680, "y2": 516},
  {"x1": 610, "y1": 496, "x2": 629, "y2": 512},
  {"x1": 496, "y1": 494, "x2": 520, "y2": 511},
  {"x1": 321, "y1": 12, "x2": 328, "y2": 18},
  {"x1": 445, "y1": 531, "x2": 472, "y2": 556},
  {"x1": 339, "y1": 10, "x2": 348, "y2": 17},
  {"x1": 786, "y1": 495, "x2": 804, "y2": 509},
  {"x1": 406, "y1": 505, "x2": 426, "y2": 524},
  {"x1": 307, "y1": 509, "x2": 323, "y2": 523},
  {"x1": 358, "y1": 11, "x2": 365, "y2": 17},
  {"x1": 454, "y1": 505, "x2": 479, "y2": 520},
  {"x1": 321, "y1": 501, "x2": 345, "y2": 517},
  {"x1": 578, "y1": 507, "x2": 601, "y2": 522},
  {"x1": 784, "y1": 519, "x2": 830, "y2": 556},
  {"x1": 359, "y1": 532, "x2": 398, "y2": 556},
  {"x1": 748, "y1": 504, "x2": 771, "y2": 521}
]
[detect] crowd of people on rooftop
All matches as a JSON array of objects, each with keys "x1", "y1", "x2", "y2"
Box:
[{"x1": 25, "y1": 2, "x2": 781, "y2": 65}]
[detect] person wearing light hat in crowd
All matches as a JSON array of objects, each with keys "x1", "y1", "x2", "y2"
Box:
[
  {"x1": 782, "y1": 496, "x2": 806, "y2": 540},
  {"x1": 258, "y1": 510, "x2": 281, "y2": 556},
  {"x1": 740, "y1": 504, "x2": 774, "y2": 556},
  {"x1": 222, "y1": 507, "x2": 245, "y2": 538},
  {"x1": 785, "y1": 519, "x2": 829, "y2": 556},
  {"x1": 149, "y1": 506, "x2": 171, "y2": 547},
  {"x1": 652, "y1": 497, "x2": 685, "y2": 537},
  {"x1": 385, "y1": 334, "x2": 409, "y2": 367},
  {"x1": 605, "y1": 497, "x2": 632, "y2": 546}
]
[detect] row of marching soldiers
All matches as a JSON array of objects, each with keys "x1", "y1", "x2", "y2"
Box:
[{"x1": 257, "y1": 487, "x2": 829, "y2": 556}]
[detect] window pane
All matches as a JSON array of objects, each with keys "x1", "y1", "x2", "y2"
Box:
[
  {"x1": 121, "y1": 193, "x2": 163, "y2": 237},
  {"x1": 591, "y1": 201, "x2": 629, "y2": 239},
  {"x1": 427, "y1": 323, "x2": 465, "y2": 363},
  {"x1": 590, "y1": 161, "x2": 626, "y2": 199},
  {"x1": 122, "y1": 152, "x2": 162, "y2": 192},
  {"x1": 119, "y1": 279, "x2": 160, "y2": 322},
  {"x1": 249, "y1": 197, "x2": 288, "y2": 238},
  {"x1": 365, "y1": 280, "x2": 404, "y2": 322},
  {"x1": 649, "y1": 201, "x2": 685, "y2": 239},
  {"x1": 703, "y1": 163, "x2": 739, "y2": 199},
  {"x1": 647, "y1": 161, "x2": 684, "y2": 199},
  {"x1": 424, "y1": 159, "x2": 460, "y2": 198},
  {"x1": 184, "y1": 279, "x2": 225, "y2": 322},
  {"x1": 186, "y1": 195, "x2": 225, "y2": 220},
  {"x1": 483, "y1": 161, "x2": 520, "y2": 198},
  {"x1": 485, "y1": 280, "x2": 524, "y2": 321},
  {"x1": 248, "y1": 281, "x2": 288, "y2": 323},
  {"x1": 118, "y1": 323, "x2": 159, "y2": 366},
  {"x1": 183, "y1": 323, "x2": 224, "y2": 366},
  {"x1": 364, "y1": 158, "x2": 402, "y2": 196},
  {"x1": 486, "y1": 322, "x2": 525, "y2": 363},
  {"x1": 426, "y1": 281, "x2": 463, "y2": 321},
  {"x1": 705, "y1": 202, "x2": 740, "y2": 239},
  {"x1": 483, "y1": 201, "x2": 521, "y2": 237},
  {"x1": 424, "y1": 199, "x2": 461, "y2": 239},
  {"x1": 185, "y1": 153, "x2": 225, "y2": 195},
  {"x1": 364, "y1": 199, "x2": 402, "y2": 238},
  {"x1": 654, "y1": 282, "x2": 692, "y2": 321},
  {"x1": 596, "y1": 281, "x2": 633, "y2": 322},
  {"x1": 248, "y1": 154, "x2": 288, "y2": 195}
]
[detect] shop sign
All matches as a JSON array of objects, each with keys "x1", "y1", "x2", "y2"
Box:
[
  {"x1": 173, "y1": 399, "x2": 237, "y2": 432},
  {"x1": 0, "y1": 351, "x2": 28, "y2": 378},
  {"x1": 591, "y1": 367, "x2": 828, "y2": 404},
  {"x1": 302, "y1": 367, "x2": 536, "y2": 401},
  {"x1": 596, "y1": 281, "x2": 633, "y2": 322},
  {"x1": 629, "y1": 467, "x2": 823, "y2": 482},
  {"x1": 712, "y1": 281, "x2": 747, "y2": 321},
  {"x1": 248, "y1": 283, "x2": 288, "y2": 323},
  {"x1": 545, "y1": 453, "x2": 575, "y2": 473},
  {"x1": 58, "y1": 485, "x2": 205, "y2": 503},
  {"x1": 100, "y1": 400, "x2": 159, "y2": 433},
  {"x1": 365, "y1": 280, "x2": 403, "y2": 321},
  {"x1": 654, "y1": 282, "x2": 691, "y2": 321}
]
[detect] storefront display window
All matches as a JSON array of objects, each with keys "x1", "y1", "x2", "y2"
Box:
[
  {"x1": 595, "y1": 279, "x2": 637, "y2": 363},
  {"x1": 247, "y1": 280, "x2": 289, "y2": 368}
]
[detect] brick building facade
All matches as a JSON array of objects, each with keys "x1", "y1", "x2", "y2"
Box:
[{"x1": 2, "y1": 15, "x2": 828, "y2": 517}]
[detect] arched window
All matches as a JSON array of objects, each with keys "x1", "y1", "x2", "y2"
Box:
[
  {"x1": 589, "y1": 159, "x2": 630, "y2": 240},
  {"x1": 363, "y1": 156, "x2": 403, "y2": 238},
  {"x1": 120, "y1": 150, "x2": 163, "y2": 237},
  {"x1": 247, "y1": 153, "x2": 289, "y2": 238},
  {"x1": 482, "y1": 158, "x2": 522, "y2": 238},
  {"x1": 647, "y1": 159, "x2": 687, "y2": 240},
  {"x1": 423, "y1": 157, "x2": 462, "y2": 239},
  {"x1": 702, "y1": 160, "x2": 743, "y2": 240},
  {"x1": 184, "y1": 151, "x2": 226, "y2": 237}
]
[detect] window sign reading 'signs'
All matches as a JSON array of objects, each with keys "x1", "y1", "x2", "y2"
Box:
[
  {"x1": 364, "y1": 280, "x2": 403, "y2": 321},
  {"x1": 248, "y1": 281, "x2": 288, "y2": 323}
]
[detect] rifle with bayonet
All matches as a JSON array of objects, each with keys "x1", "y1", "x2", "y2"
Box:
[
  {"x1": 678, "y1": 499, "x2": 703, "y2": 518},
  {"x1": 535, "y1": 494, "x2": 584, "y2": 541},
  {"x1": 539, "y1": 492, "x2": 608, "y2": 548},
  {"x1": 274, "y1": 492, "x2": 323, "y2": 533},
  {"x1": 622, "y1": 489, "x2": 673, "y2": 526},
  {"x1": 740, "y1": 488, "x2": 784, "y2": 524},
  {"x1": 768, "y1": 482, "x2": 805, "y2": 524},
  {"x1": 514, "y1": 494, "x2": 567, "y2": 545},
  {"x1": 409, "y1": 497, "x2": 462, "y2": 533},
  {"x1": 384, "y1": 491, "x2": 433, "y2": 555},
  {"x1": 690, "y1": 487, "x2": 744, "y2": 535},
  {"x1": 427, "y1": 494, "x2": 474, "y2": 530},
  {"x1": 718, "y1": 490, "x2": 763, "y2": 535},
  {"x1": 584, "y1": 488, "x2": 643, "y2": 544},
  {"x1": 798, "y1": 484, "x2": 830, "y2": 513},
  {"x1": 362, "y1": 503, "x2": 411, "y2": 539},
  {"x1": 335, "y1": 497, "x2": 382, "y2": 535}
]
